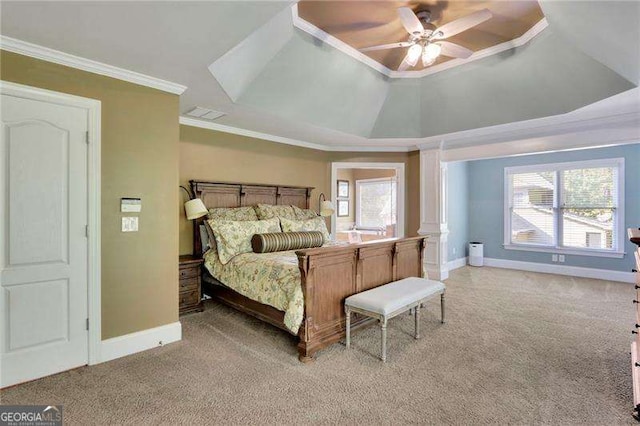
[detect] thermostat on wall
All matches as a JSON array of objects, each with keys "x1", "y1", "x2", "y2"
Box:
[{"x1": 121, "y1": 198, "x2": 141, "y2": 213}]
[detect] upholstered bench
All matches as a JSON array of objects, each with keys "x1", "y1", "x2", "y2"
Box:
[{"x1": 344, "y1": 277, "x2": 446, "y2": 362}]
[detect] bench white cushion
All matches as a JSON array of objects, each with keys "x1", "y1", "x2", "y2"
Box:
[{"x1": 345, "y1": 277, "x2": 445, "y2": 316}]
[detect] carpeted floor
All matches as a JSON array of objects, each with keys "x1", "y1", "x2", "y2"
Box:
[{"x1": 1, "y1": 266, "x2": 636, "y2": 424}]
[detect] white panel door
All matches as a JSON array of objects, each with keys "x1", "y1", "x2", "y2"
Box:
[{"x1": 0, "y1": 93, "x2": 89, "y2": 387}]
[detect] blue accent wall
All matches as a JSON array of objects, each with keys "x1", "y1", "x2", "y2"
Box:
[
  {"x1": 447, "y1": 161, "x2": 469, "y2": 261},
  {"x1": 467, "y1": 144, "x2": 640, "y2": 272}
]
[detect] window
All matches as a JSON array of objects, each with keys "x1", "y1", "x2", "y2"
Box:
[
  {"x1": 355, "y1": 178, "x2": 397, "y2": 230},
  {"x1": 504, "y1": 158, "x2": 624, "y2": 257}
]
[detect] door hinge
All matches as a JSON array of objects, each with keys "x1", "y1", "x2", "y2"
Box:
[
  {"x1": 85, "y1": 131, "x2": 90, "y2": 144},
  {"x1": 86, "y1": 318, "x2": 89, "y2": 330},
  {"x1": 85, "y1": 225, "x2": 89, "y2": 238}
]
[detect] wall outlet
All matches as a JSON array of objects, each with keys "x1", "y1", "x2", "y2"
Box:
[
  {"x1": 452, "y1": 247, "x2": 457, "y2": 255},
  {"x1": 552, "y1": 254, "x2": 558, "y2": 262},
  {"x1": 122, "y1": 216, "x2": 138, "y2": 232},
  {"x1": 558, "y1": 255, "x2": 565, "y2": 263}
]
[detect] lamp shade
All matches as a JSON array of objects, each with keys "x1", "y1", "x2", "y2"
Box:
[
  {"x1": 319, "y1": 200, "x2": 335, "y2": 217},
  {"x1": 184, "y1": 198, "x2": 208, "y2": 220}
]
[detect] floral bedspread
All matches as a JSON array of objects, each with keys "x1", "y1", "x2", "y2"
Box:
[{"x1": 204, "y1": 249, "x2": 304, "y2": 334}]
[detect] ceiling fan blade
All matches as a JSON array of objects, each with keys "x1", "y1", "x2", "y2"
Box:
[
  {"x1": 432, "y1": 8, "x2": 492, "y2": 40},
  {"x1": 397, "y1": 7, "x2": 424, "y2": 35},
  {"x1": 438, "y1": 41, "x2": 474, "y2": 59},
  {"x1": 359, "y1": 42, "x2": 413, "y2": 52}
]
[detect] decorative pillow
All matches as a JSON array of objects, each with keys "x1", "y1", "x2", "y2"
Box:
[
  {"x1": 280, "y1": 217, "x2": 330, "y2": 243},
  {"x1": 255, "y1": 204, "x2": 298, "y2": 220},
  {"x1": 207, "y1": 218, "x2": 281, "y2": 264},
  {"x1": 207, "y1": 206, "x2": 258, "y2": 222},
  {"x1": 252, "y1": 231, "x2": 324, "y2": 253},
  {"x1": 292, "y1": 205, "x2": 319, "y2": 220}
]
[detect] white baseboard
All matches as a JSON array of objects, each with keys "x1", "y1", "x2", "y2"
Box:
[
  {"x1": 483, "y1": 257, "x2": 635, "y2": 283},
  {"x1": 447, "y1": 256, "x2": 468, "y2": 271},
  {"x1": 99, "y1": 321, "x2": 182, "y2": 363}
]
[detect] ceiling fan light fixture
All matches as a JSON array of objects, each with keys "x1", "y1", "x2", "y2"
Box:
[
  {"x1": 424, "y1": 43, "x2": 442, "y2": 60},
  {"x1": 406, "y1": 44, "x2": 423, "y2": 66},
  {"x1": 422, "y1": 55, "x2": 437, "y2": 67}
]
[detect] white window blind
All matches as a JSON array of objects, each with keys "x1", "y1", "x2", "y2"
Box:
[
  {"x1": 505, "y1": 159, "x2": 624, "y2": 256},
  {"x1": 356, "y1": 178, "x2": 397, "y2": 229},
  {"x1": 510, "y1": 171, "x2": 556, "y2": 246},
  {"x1": 560, "y1": 167, "x2": 617, "y2": 250}
]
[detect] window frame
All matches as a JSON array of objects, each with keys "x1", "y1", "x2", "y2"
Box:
[
  {"x1": 503, "y1": 158, "x2": 625, "y2": 258},
  {"x1": 355, "y1": 177, "x2": 398, "y2": 230}
]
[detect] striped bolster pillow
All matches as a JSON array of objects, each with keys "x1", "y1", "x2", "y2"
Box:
[{"x1": 251, "y1": 231, "x2": 324, "y2": 253}]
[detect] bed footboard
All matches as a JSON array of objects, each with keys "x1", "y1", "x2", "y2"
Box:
[{"x1": 295, "y1": 236, "x2": 427, "y2": 361}]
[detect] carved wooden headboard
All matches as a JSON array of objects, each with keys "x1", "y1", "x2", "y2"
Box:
[{"x1": 190, "y1": 180, "x2": 315, "y2": 256}]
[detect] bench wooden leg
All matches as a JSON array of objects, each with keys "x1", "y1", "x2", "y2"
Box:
[
  {"x1": 381, "y1": 318, "x2": 388, "y2": 362},
  {"x1": 345, "y1": 306, "x2": 351, "y2": 348},
  {"x1": 415, "y1": 304, "x2": 420, "y2": 339},
  {"x1": 441, "y1": 293, "x2": 445, "y2": 324}
]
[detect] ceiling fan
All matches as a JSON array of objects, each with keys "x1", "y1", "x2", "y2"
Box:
[{"x1": 359, "y1": 7, "x2": 493, "y2": 71}]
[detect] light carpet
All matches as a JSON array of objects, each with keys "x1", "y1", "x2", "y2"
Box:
[{"x1": 1, "y1": 266, "x2": 635, "y2": 424}]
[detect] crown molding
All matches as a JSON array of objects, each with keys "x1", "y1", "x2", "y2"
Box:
[
  {"x1": 418, "y1": 109, "x2": 640, "y2": 162},
  {"x1": 418, "y1": 110, "x2": 640, "y2": 151},
  {"x1": 291, "y1": 4, "x2": 548, "y2": 79},
  {"x1": 181, "y1": 108, "x2": 639, "y2": 156},
  {"x1": 179, "y1": 116, "x2": 412, "y2": 153},
  {"x1": 0, "y1": 36, "x2": 187, "y2": 95}
]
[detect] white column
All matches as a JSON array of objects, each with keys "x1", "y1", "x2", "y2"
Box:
[{"x1": 418, "y1": 148, "x2": 449, "y2": 281}]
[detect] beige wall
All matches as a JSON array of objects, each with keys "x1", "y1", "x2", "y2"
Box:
[
  {"x1": 180, "y1": 127, "x2": 421, "y2": 254},
  {"x1": 179, "y1": 125, "x2": 333, "y2": 254},
  {"x1": 1, "y1": 51, "x2": 180, "y2": 339}
]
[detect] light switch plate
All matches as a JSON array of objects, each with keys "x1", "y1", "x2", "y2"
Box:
[{"x1": 122, "y1": 216, "x2": 138, "y2": 232}]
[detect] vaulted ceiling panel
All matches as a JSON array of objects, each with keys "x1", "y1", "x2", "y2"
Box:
[
  {"x1": 539, "y1": 0, "x2": 640, "y2": 85},
  {"x1": 411, "y1": 29, "x2": 634, "y2": 138},
  {"x1": 235, "y1": 31, "x2": 390, "y2": 137},
  {"x1": 369, "y1": 79, "x2": 422, "y2": 139},
  {"x1": 209, "y1": 7, "x2": 294, "y2": 102}
]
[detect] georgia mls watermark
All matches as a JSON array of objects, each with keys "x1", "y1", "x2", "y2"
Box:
[{"x1": 0, "y1": 405, "x2": 62, "y2": 426}]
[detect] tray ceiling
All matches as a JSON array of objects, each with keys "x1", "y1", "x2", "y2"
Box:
[
  {"x1": 296, "y1": 0, "x2": 545, "y2": 74},
  {"x1": 1, "y1": 1, "x2": 637, "y2": 150}
]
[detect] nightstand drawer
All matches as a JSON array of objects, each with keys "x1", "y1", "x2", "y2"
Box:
[
  {"x1": 179, "y1": 277, "x2": 199, "y2": 292},
  {"x1": 179, "y1": 255, "x2": 204, "y2": 315},
  {"x1": 179, "y1": 267, "x2": 199, "y2": 280},
  {"x1": 179, "y1": 289, "x2": 200, "y2": 308}
]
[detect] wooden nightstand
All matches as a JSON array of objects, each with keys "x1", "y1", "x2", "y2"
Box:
[{"x1": 179, "y1": 255, "x2": 204, "y2": 315}]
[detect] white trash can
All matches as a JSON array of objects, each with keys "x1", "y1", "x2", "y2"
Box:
[{"x1": 469, "y1": 242, "x2": 484, "y2": 267}]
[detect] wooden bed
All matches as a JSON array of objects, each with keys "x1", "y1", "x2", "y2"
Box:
[{"x1": 191, "y1": 180, "x2": 427, "y2": 362}]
